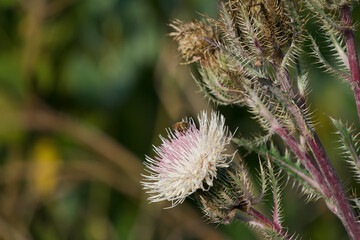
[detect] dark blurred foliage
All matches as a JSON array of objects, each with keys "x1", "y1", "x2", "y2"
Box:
[{"x1": 0, "y1": 0, "x2": 359, "y2": 239}]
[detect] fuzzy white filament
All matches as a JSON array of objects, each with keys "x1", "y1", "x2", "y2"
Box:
[{"x1": 141, "y1": 110, "x2": 235, "y2": 207}]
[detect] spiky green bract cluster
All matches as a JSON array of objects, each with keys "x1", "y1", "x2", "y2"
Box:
[
  {"x1": 196, "y1": 156, "x2": 296, "y2": 239},
  {"x1": 196, "y1": 158, "x2": 255, "y2": 224},
  {"x1": 213, "y1": 0, "x2": 305, "y2": 81},
  {"x1": 197, "y1": 53, "x2": 247, "y2": 105},
  {"x1": 170, "y1": 20, "x2": 248, "y2": 105},
  {"x1": 218, "y1": 0, "x2": 299, "y2": 64}
]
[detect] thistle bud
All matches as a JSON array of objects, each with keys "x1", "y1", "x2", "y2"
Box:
[
  {"x1": 196, "y1": 160, "x2": 254, "y2": 224},
  {"x1": 225, "y1": 0, "x2": 296, "y2": 63},
  {"x1": 198, "y1": 54, "x2": 248, "y2": 105}
]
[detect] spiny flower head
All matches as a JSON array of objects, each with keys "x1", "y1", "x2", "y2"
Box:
[
  {"x1": 169, "y1": 19, "x2": 217, "y2": 64},
  {"x1": 223, "y1": 0, "x2": 296, "y2": 62},
  {"x1": 170, "y1": 20, "x2": 249, "y2": 105},
  {"x1": 142, "y1": 111, "x2": 235, "y2": 207}
]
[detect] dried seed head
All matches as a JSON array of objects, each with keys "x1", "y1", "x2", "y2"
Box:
[
  {"x1": 169, "y1": 20, "x2": 216, "y2": 64},
  {"x1": 141, "y1": 111, "x2": 235, "y2": 207}
]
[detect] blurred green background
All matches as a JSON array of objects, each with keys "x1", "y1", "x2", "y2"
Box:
[{"x1": 0, "y1": 0, "x2": 359, "y2": 239}]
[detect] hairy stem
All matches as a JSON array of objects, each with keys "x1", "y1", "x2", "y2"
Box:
[
  {"x1": 273, "y1": 126, "x2": 329, "y2": 196},
  {"x1": 340, "y1": 5, "x2": 360, "y2": 123},
  {"x1": 245, "y1": 87, "x2": 329, "y2": 195},
  {"x1": 275, "y1": 64, "x2": 360, "y2": 239},
  {"x1": 308, "y1": 135, "x2": 360, "y2": 239}
]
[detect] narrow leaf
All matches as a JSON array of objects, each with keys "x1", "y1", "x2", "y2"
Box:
[
  {"x1": 331, "y1": 118, "x2": 360, "y2": 183},
  {"x1": 234, "y1": 137, "x2": 324, "y2": 201},
  {"x1": 309, "y1": 35, "x2": 350, "y2": 81}
]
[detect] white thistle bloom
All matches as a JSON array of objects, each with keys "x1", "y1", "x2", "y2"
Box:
[{"x1": 141, "y1": 110, "x2": 235, "y2": 207}]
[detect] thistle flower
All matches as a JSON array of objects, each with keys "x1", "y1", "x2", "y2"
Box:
[{"x1": 141, "y1": 111, "x2": 235, "y2": 207}]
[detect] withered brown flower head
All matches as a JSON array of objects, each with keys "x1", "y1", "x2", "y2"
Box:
[
  {"x1": 169, "y1": 20, "x2": 216, "y2": 64},
  {"x1": 169, "y1": 18, "x2": 248, "y2": 105}
]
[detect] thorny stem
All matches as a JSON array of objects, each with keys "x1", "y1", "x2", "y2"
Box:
[
  {"x1": 246, "y1": 207, "x2": 291, "y2": 239},
  {"x1": 275, "y1": 60, "x2": 360, "y2": 239},
  {"x1": 340, "y1": 5, "x2": 360, "y2": 124},
  {"x1": 308, "y1": 135, "x2": 360, "y2": 240},
  {"x1": 272, "y1": 126, "x2": 330, "y2": 197},
  {"x1": 245, "y1": 88, "x2": 328, "y2": 195}
]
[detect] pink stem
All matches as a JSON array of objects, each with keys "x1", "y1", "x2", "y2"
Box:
[
  {"x1": 247, "y1": 207, "x2": 291, "y2": 239},
  {"x1": 340, "y1": 5, "x2": 360, "y2": 123},
  {"x1": 308, "y1": 135, "x2": 360, "y2": 239},
  {"x1": 245, "y1": 91, "x2": 329, "y2": 197},
  {"x1": 275, "y1": 60, "x2": 360, "y2": 240}
]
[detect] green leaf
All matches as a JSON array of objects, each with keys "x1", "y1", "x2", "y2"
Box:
[
  {"x1": 331, "y1": 118, "x2": 360, "y2": 183},
  {"x1": 266, "y1": 158, "x2": 284, "y2": 229},
  {"x1": 303, "y1": 0, "x2": 343, "y2": 31},
  {"x1": 234, "y1": 137, "x2": 323, "y2": 201},
  {"x1": 309, "y1": 34, "x2": 350, "y2": 81}
]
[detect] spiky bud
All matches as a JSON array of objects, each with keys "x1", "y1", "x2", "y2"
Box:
[
  {"x1": 198, "y1": 53, "x2": 248, "y2": 105},
  {"x1": 170, "y1": 20, "x2": 248, "y2": 105},
  {"x1": 223, "y1": 0, "x2": 296, "y2": 63},
  {"x1": 196, "y1": 160, "x2": 254, "y2": 224}
]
